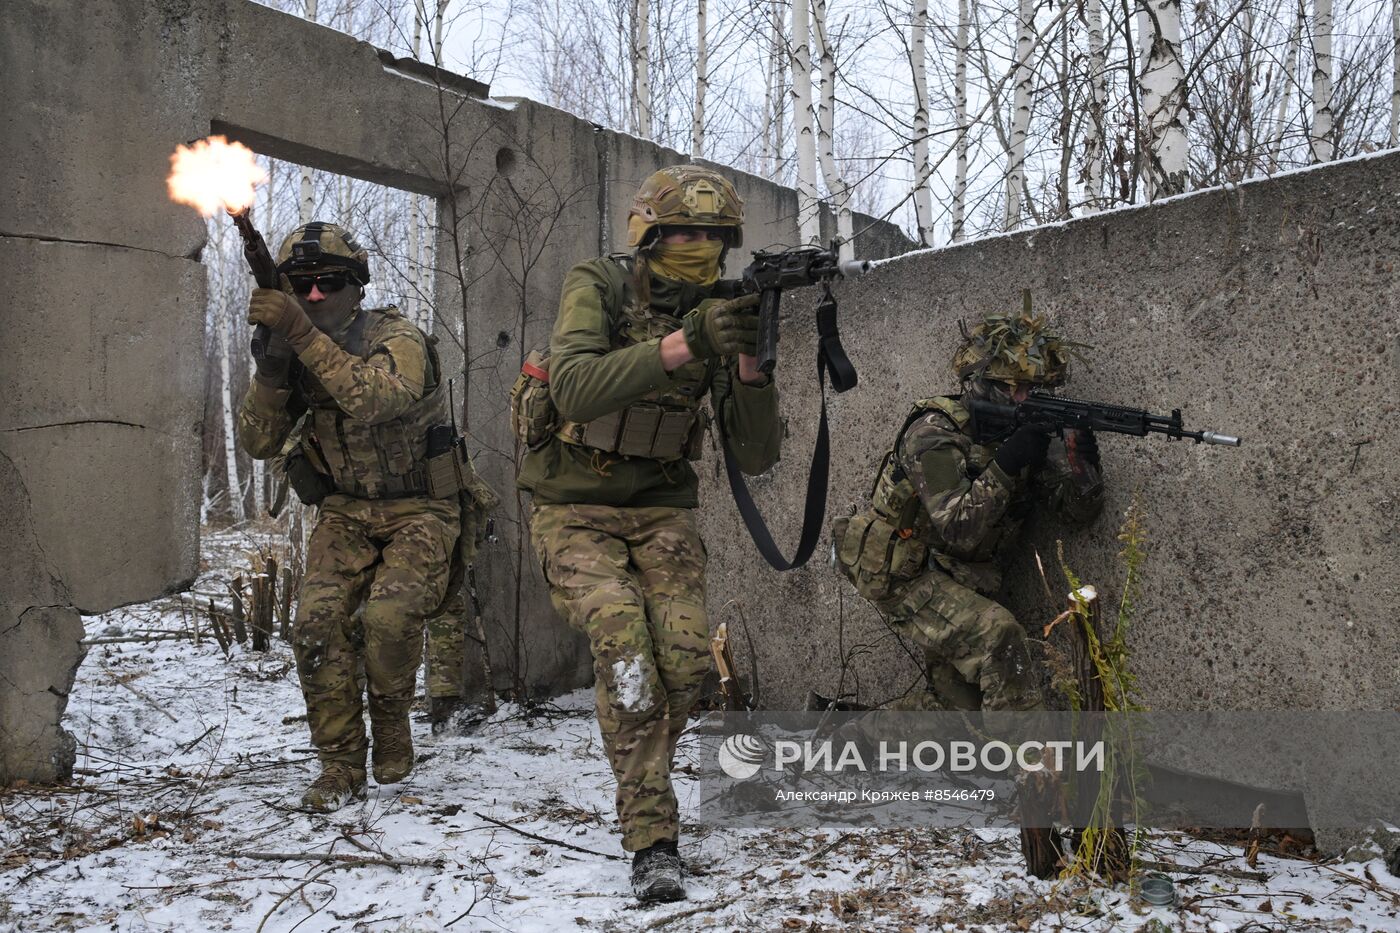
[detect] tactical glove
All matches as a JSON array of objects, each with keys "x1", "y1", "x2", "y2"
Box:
[
  {"x1": 681, "y1": 293, "x2": 761, "y2": 360},
  {"x1": 253, "y1": 333, "x2": 296, "y2": 387},
  {"x1": 1066, "y1": 429, "x2": 1101, "y2": 471},
  {"x1": 248, "y1": 287, "x2": 317, "y2": 351},
  {"x1": 994, "y1": 422, "x2": 1053, "y2": 475}
]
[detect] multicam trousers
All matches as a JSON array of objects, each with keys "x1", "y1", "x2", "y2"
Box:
[
  {"x1": 529, "y1": 503, "x2": 711, "y2": 853},
  {"x1": 424, "y1": 590, "x2": 469, "y2": 700},
  {"x1": 879, "y1": 567, "x2": 1044, "y2": 714},
  {"x1": 294, "y1": 494, "x2": 461, "y2": 769}
]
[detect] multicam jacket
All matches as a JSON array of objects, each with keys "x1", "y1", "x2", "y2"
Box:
[
  {"x1": 836, "y1": 395, "x2": 1103, "y2": 600},
  {"x1": 237, "y1": 305, "x2": 449, "y2": 499}
]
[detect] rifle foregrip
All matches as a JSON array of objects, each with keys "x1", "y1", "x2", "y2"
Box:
[{"x1": 757, "y1": 289, "x2": 781, "y2": 375}]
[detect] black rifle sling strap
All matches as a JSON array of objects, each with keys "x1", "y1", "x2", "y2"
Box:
[{"x1": 717, "y1": 284, "x2": 856, "y2": 571}]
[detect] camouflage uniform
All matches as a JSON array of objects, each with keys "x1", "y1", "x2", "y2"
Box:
[
  {"x1": 238, "y1": 222, "x2": 468, "y2": 799},
  {"x1": 424, "y1": 594, "x2": 469, "y2": 702},
  {"x1": 834, "y1": 311, "x2": 1103, "y2": 712},
  {"x1": 517, "y1": 167, "x2": 781, "y2": 855}
]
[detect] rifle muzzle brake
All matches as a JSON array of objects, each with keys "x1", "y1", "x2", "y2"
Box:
[{"x1": 1200, "y1": 431, "x2": 1242, "y2": 447}]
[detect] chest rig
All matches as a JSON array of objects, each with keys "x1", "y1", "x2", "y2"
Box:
[
  {"x1": 553, "y1": 256, "x2": 716, "y2": 462},
  {"x1": 297, "y1": 307, "x2": 450, "y2": 499}
]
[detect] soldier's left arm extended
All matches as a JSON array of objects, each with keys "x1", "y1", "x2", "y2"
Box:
[
  {"x1": 711, "y1": 361, "x2": 781, "y2": 475},
  {"x1": 295, "y1": 326, "x2": 428, "y2": 424}
]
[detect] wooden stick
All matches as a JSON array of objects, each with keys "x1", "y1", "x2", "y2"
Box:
[
  {"x1": 279, "y1": 567, "x2": 294, "y2": 641},
  {"x1": 471, "y1": 811, "x2": 624, "y2": 860},
  {"x1": 81, "y1": 633, "x2": 194, "y2": 646},
  {"x1": 208, "y1": 599, "x2": 231, "y2": 656},
  {"x1": 229, "y1": 850, "x2": 443, "y2": 869},
  {"x1": 642, "y1": 894, "x2": 743, "y2": 929},
  {"x1": 115, "y1": 680, "x2": 179, "y2": 723},
  {"x1": 229, "y1": 577, "x2": 249, "y2": 645},
  {"x1": 709, "y1": 622, "x2": 743, "y2": 711},
  {"x1": 1140, "y1": 858, "x2": 1269, "y2": 883}
]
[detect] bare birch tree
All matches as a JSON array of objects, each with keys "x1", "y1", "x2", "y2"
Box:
[
  {"x1": 1004, "y1": 0, "x2": 1034, "y2": 229},
  {"x1": 1083, "y1": 0, "x2": 1109, "y2": 211},
  {"x1": 812, "y1": 0, "x2": 854, "y2": 258},
  {"x1": 1269, "y1": 2, "x2": 1303, "y2": 169},
  {"x1": 1393, "y1": 0, "x2": 1400, "y2": 145},
  {"x1": 910, "y1": 0, "x2": 934, "y2": 245},
  {"x1": 1310, "y1": 0, "x2": 1334, "y2": 161},
  {"x1": 791, "y1": 0, "x2": 822, "y2": 243},
  {"x1": 1136, "y1": 0, "x2": 1189, "y2": 197},
  {"x1": 952, "y1": 0, "x2": 970, "y2": 239},
  {"x1": 634, "y1": 0, "x2": 652, "y2": 138},
  {"x1": 694, "y1": 0, "x2": 708, "y2": 158}
]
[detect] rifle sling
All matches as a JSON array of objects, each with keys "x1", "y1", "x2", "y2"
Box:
[{"x1": 718, "y1": 287, "x2": 856, "y2": 571}]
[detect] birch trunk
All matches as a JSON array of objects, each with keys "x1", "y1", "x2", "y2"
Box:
[
  {"x1": 634, "y1": 0, "x2": 652, "y2": 138},
  {"x1": 812, "y1": 0, "x2": 853, "y2": 259},
  {"x1": 1135, "y1": 0, "x2": 1189, "y2": 198},
  {"x1": 1310, "y1": 0, "x2": 1333, "y2": 162},
  {"x1": 300, "y1": 0, "x2": 318, "y2": 224},
  {"x1": 433, "y1": 0, "x2": 448, "y2": 62},
  {"x1": 1005, "y1": 0, "x2": 1034, "y2": 229},
  {"x1": 1269, "y1": 5, "x2": 1301, "y2": 170},
  {"x1": 791, "y1": 0, "x2": 821, "y2": 244},
  {"x1": 952, "y1": 0, "x2": 969, "y2": 240},
  {"x1": 1083, "y1": 0, "x2": 1108, "y2": 211},
  {"x1": 217, "y1": 281, "x2": 245, "y2": 525},
  {"x1": 762, "y1": 7, "x2": 776, "y2": 177},
  {"x1": 1239, "y1": 5, "x2": 1256, "y2": 177},
  {"x1": 693, "y1": 0, "x2": 707, "y2": 159},
  {"x1": 1392, "y1": 0, "x2": 1400, "y2": 146},
  {"x1": 771, "y1": 0, "x2": 786, "y2": 176},
  {"x1": 1056, "y1": 10, "x2": 1072, "y2": 218},
  {"x1": 911, "y1": 0, "x2": 934, "y2": 246}
]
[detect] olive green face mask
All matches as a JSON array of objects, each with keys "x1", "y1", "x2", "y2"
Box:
[{"x1": 649, "y1": 239, "x2": 724, "y2": 285}]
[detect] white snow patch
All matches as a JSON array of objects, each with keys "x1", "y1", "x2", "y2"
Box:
[
  {"x1": 2, "y1": 528, "x2": 1398, "y2": 931},
  {"x1": 610, "y1": 655, "x2": 654, "y2": 712}
]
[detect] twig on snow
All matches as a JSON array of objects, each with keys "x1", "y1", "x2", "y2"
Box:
[
  {"x1": 471, "y1": 811, "x2": 625, "y2": 861},
  {"x1": 229, "y1": 850, "x2": 443, "y2": 869}
]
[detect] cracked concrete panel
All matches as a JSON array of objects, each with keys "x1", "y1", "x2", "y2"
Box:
[
  {"x1": 0, "y1": 236, "x2": 203, "y2": 612},
  {"x1": 0, "y1": 452, "x2": 84, "y2": 786},
  {"x1": 0, "y1": 0, "x2": 210, "y2": 257}
]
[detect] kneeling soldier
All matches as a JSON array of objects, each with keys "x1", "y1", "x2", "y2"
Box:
[{"x1": 833, "y1": 309, "x2": 1103, "y2": 714}]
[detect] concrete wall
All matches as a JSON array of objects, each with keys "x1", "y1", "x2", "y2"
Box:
[
  {"x1": 703, "y1": 151, "x2": 1400, "y2": 715},
  {"x1": 0, "y1": 0, "x2": 910, "y2": 776}
]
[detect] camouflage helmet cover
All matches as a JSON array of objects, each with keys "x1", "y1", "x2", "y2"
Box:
[
  {"x1": 952, "y1": 303, "x2": 1080, "y2": 386},
  {"x1": 275, "y1": 221, "x2": 372, "y2": 285},
  {"x1": 626, "y1": 165, "x2": 744, "y2": 248}
]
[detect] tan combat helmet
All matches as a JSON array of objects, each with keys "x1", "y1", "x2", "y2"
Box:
[
  {"x1": 275, "y1": 221, "x2": 372, "y2": 285},
  {"x1": 626, "y1": 165, "x2": 744, "y2": 249},
  {"x1": 952, "y1": 298, "x2": 1080, "y2": 387}
]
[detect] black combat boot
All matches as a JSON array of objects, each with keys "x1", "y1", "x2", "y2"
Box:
[{"x1": 631, "y1": 840, "x2": 685, "y2": 904}]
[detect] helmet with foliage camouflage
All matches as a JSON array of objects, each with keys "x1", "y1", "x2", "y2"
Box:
[
  {"x1": 275, "y1": 221, "x2": 371, "y2": 285},
  {"x1": 952, "y1": 298, "x2": 1079, "y2": 386},
  {"x1": 627, "y1": 165, "x2": 744, "y2": 249}
]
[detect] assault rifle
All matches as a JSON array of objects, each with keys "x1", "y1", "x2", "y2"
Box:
[
  {"x1": 720, "y1": 244, "x2": 871, "y2": 380},
  {"x1": 968, "y1": 392, "x2": 1242, "y2": 447},
  {"x1": 713, "y1": 244, "x2": 870, "y2": 573},
  {"x1": 228, "y1": 207, "x2": 289, "y2": 365}
]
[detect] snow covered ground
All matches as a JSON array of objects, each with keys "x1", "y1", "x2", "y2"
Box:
[{"x1": 4, "y1": 529, "x2": 1400, "y2": 932}]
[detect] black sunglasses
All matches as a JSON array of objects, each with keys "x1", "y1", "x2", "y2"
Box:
[{"x1": 288, "y1": 272, "x2": 353, "y2": 295}]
